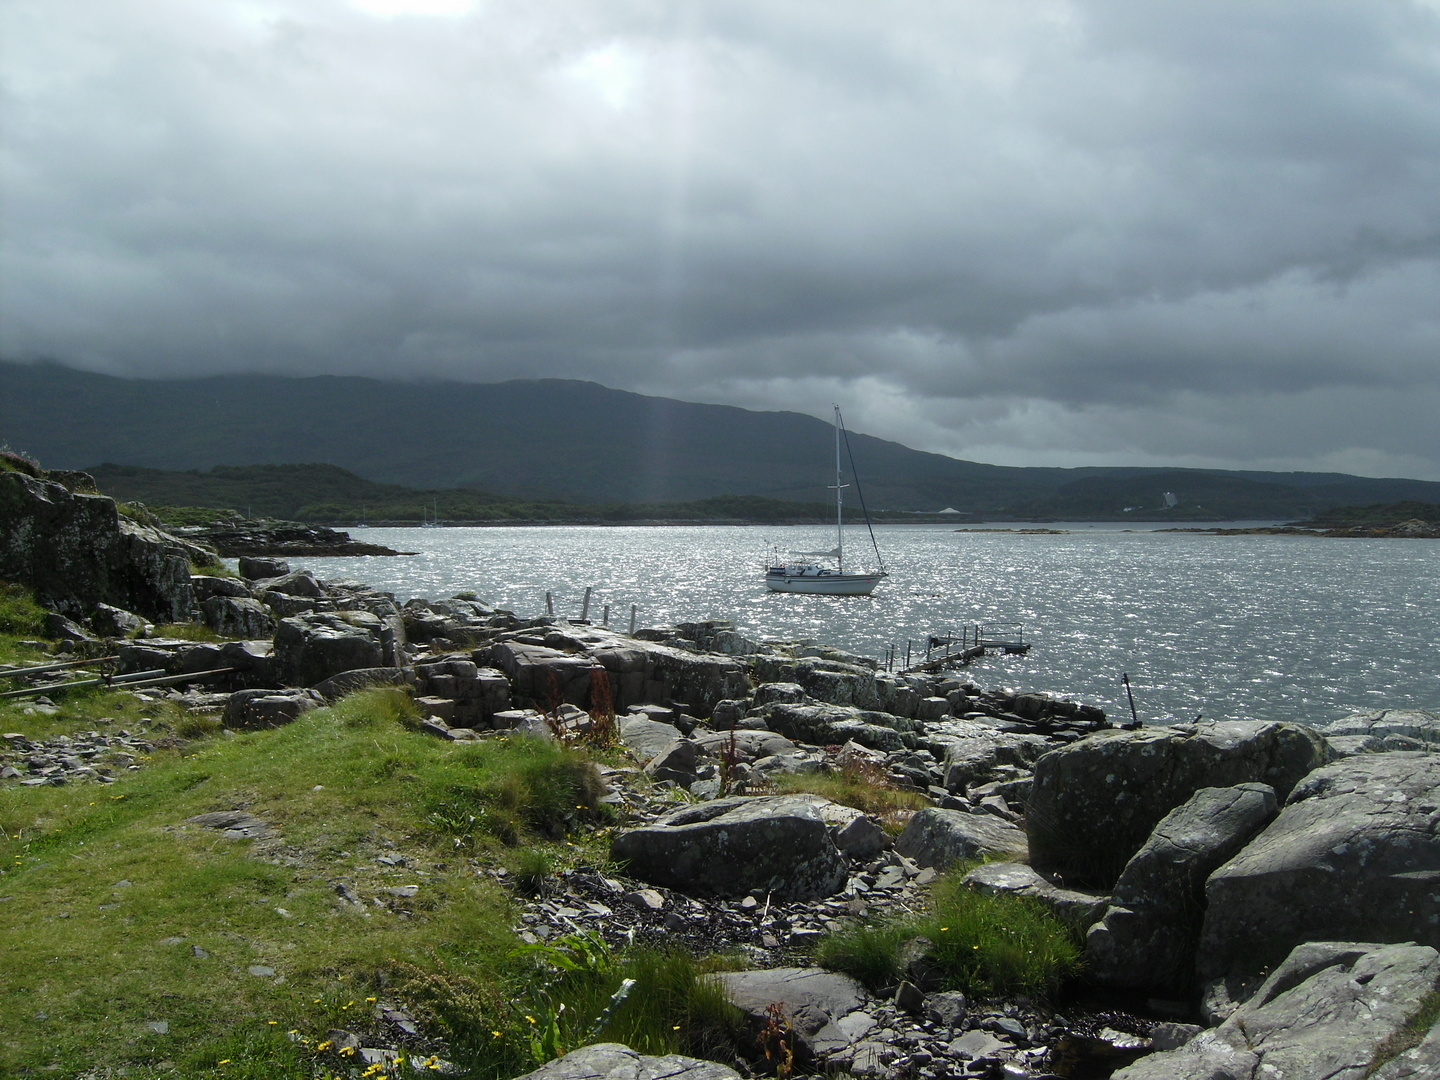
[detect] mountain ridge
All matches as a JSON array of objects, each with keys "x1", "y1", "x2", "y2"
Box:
[{"x1": 4, "y1": 360, "x2": 1439, "y2": 519}]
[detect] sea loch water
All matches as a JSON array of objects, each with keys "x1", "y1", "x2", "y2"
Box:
[{"x1": 292, "y1": 523, "x2": 1439, "y2": 728}]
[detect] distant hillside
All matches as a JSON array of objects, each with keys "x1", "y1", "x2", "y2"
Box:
[
  {"x1": 86, "y1": 463, "x2": 844, "y2": 524},
  {"x1": 6, "y1": 360, "x2": 1440, "y2": 519}
]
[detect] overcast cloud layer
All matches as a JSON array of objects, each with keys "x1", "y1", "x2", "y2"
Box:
[{"x1": 3, "y1": 0, "x2": 1439, "y2": 478}]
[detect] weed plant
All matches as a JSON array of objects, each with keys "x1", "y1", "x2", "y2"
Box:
[
  {"x1": 817, "y1": 865, "x2": 1082, "y2": 1001},
  {"x1": 404, "y1": 934, "x2": 743, "y2": 1077}
]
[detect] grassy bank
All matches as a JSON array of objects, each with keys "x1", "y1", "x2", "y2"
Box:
[{"x1": 0, "y1": 680, "x2": 733, "y2": 1079}]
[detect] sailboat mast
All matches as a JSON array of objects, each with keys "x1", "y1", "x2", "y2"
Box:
[{"x1": 834, "y1": 405, "x2": 844, "y2": 572}]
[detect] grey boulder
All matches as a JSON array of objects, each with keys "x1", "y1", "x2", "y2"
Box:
[
  {"x1": 1026, "y1": 720, "x2": 1328, "y2": 888},
  {"x1": 202, "y1": 596, "x2": 276, "y2": 639},
  {"x1": 273, "y1": 612, "x2": 385, "y2": 687},
  {"x1": 238, "y1": 557, "x2": 289, "y2": 580},
  {"x1": 764, "y1": 702, "x2": 912, "y2": 752},
  {"x1": 1197, "y1": 753, "x2": 1440, "y2": 983},
  {"x1": 91, "y1": 603, "x2": 146, "y2": 637},
  {"x1": 1114, "y1": 941, "x2": 1440, "y2": 1080},
  {"x1": 716, "y1": 967, "x2": 867, "y2": 1063},
  {"x1": 223, "y1": 688, "x2": 324, "y2": 729},
  {"x1": 512, "y1": 1043, "x2": 740, "y2": 1080},
  {"x1": 894, "y1": 808, "x2": 1027, "y2": 869},
  {"x1": 611, "y1": 795, "x2": 849, "y2": 900},
  {"x1": 1086, "y1": 783, "x2": 1278, "y2": 991}
]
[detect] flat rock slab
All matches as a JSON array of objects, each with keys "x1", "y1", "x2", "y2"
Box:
[
  {"x1": 964, "y1": 861, "x2": 1108, "y2": 929},
  {"x1": 717, "y1": 967, "x2": 867, "y2": 1058},
  {"x1": 1114, "y1": 941, "x2": 1440, "y2": 1080},
  {"x1": 619, "y1": 717, "x2": 684, "y2": 761},
  {"x1": 512, "y1": 1043, "x2": 741, "y2": 1080},
  {"x1": 894, "y1": 808, "x2": 1027, "y2": 869},
  {"x1": 1198, "y1": 753, "x2": 1440, "y2": 981},
  {"x1": 187, "y1": 810, "x2": 274, "y2": 839},
  {"x1": 611, "y1": 795, "x2": 848, "y2": 900}
]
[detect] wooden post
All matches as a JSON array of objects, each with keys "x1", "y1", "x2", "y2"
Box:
[
  {"x1": 603, "y1": 604, "x2": 610, "y2": 627},
  {"x1": 629, "y1": 604, "x2": 637, "y2": 635},
  {"x1": 546, "y1": 592, "x2": 554, "y2": 616},
  {"x1": 581, "y1": 586, "x2": 592, "y2": 622}
]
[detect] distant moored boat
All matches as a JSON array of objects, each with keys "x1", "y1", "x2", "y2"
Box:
[{"x1": 765, "y1": 405, "x2": 889, "y2": 596}]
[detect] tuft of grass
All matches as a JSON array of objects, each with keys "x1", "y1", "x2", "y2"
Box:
[
  {"x1": 772, "y1": 758, "x2": 929, "y2": 834},
  {"x1": 0, "y1": 449, "x2": 42, "y2": 476},
  {"x1": 153, "y1": 621, "x2": 226, "y2": 642},
  {"x1": 0, "y1": 581, "x2": 47, "y2": 637},
  {"x1": 1366, "y1": 989, "x2": 1440, "y2": 1077},
  {"x1": 506, "y1": 847, "x2": 556, "y2": 894},
  {"x1": 330, "y1": 685, "x2": 423, "y2": 729},
  {"x1": 425, "y1": 738, "x2": 610, "y2": 849},
  {"x1": 817, "y1": 864, "x2": 1082, "y2": 1001}
]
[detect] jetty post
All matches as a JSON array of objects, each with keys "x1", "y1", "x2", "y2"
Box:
[
  {"x1": 581, "y1": 586, "x2": 592, "y2": 622},
  {"x1": 629, "y1": 605, "x2": 637, "y2": 635}
]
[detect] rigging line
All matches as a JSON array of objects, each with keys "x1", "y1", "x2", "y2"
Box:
[{"x1": 838, "y1": 410, "x2": 887, "y2": 575}]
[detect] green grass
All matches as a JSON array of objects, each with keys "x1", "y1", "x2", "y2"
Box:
[
  {"x1": 0, "y1": 687, "x2": 722, "y2": 1078},
  {"x1": 1366, "y1": 989, "x2": 1440, "y2": 1077},
  {"x1": 0, "y1": 581, "x2": 47, "y2": 638},
  {"x1": 816, "y1": 865, "x2": 1082, "y2": 1001},
  {"x1": 153, "y1": 622, "x2": 228, "y2": 642},
  {"x1": 770, "y1": 761, "x2": 930, "y2": 835}
]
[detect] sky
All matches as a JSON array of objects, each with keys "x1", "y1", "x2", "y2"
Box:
[{"x1": 3, "y1": 1, "x2": 1440, "y2": 479}]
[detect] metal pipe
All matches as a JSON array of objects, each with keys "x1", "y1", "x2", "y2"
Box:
[
  {"x1": 0, "y1": 667, "x2": 235, "y2": 700},
  {"x1": 0, "y1": 655, "x2": 121, "y2": 680}
]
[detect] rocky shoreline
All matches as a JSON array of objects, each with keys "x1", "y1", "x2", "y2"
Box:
[{"x1": 5, "y1": 466, "x2": 1440, "y2": 1079}]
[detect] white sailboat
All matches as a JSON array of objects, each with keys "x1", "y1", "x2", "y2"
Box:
[{"x1": 765, "y1": 406, "x2": 889, "y2": 595}]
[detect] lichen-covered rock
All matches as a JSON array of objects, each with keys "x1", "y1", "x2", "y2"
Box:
[
  {"x1": 894, "y1": 808, "x2": 1027, "y2": 869},
  {"x1": 764, "y1": 702, "x2": 916, "y2": 752},
  {"x1": 1113, "y1": 941, "x2": 1440, "y2": 1080},
  {"x1": 716, "y1": 967, "x2": 867, "y2": 1064},
  {"x1": 202, "y1": 596, "x2": 276, "y2": 639},
  {"x1": 964, "y1": 862, "x2": 1108, "y2": 929},
  {"x1": 1086, "y1": 784, "x2": 1277, "y2": 991},
  {"x1": 238, "y1": 557, "x2": 290, "y2": 580},
  {"x1": 512, "y1": 1043, "x2": 741, "y2": 1080},
  {"x1": 0, "y1": 471, "x2": 202, "y2": 623},
  {"x1": 611, "y1": 795, "x2": 849, "y2": 900},
  {"x1": 273, "y1": 612, "x2": 385, "y2": 687},
  {"x1": 1318, "y1": 709, "x2": 1440, "y2": 758},
  {"x1": 223, "y1": 688, "x2": 324, "y2": 729},
  {"x1": 191, "y1": 574, "x2": 253, "y2": 602},
  {"x1": 1196, "y1": 753, "x2": 1440, "y2": 982},
  {"x1": 90, "y1": 603, "x2": 146, "y2": 637},
  {"x1": 940, "y1": 731, "x2": 1051, "y2": 791},
  {"x1": 1027, "y1": 721, "x2": 1329, "y2": 888}
]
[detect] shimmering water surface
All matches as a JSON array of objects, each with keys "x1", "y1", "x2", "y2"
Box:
[{"x1": 292, "y1": 524, "x2": 1438, "y2": 727}]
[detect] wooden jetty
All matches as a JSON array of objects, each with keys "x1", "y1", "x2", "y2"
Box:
[{"x1": 891, "y1": 624, "x2": 1031, "y2": 673}]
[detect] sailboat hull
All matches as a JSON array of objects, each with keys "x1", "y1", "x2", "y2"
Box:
[{"x1": 765, "y1": 570, "x2": 887, "y2": 596}]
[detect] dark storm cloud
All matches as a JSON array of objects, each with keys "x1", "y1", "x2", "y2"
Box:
[{"x1": 2, "y1": 0, "x2": 1439, "y2": 477}]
